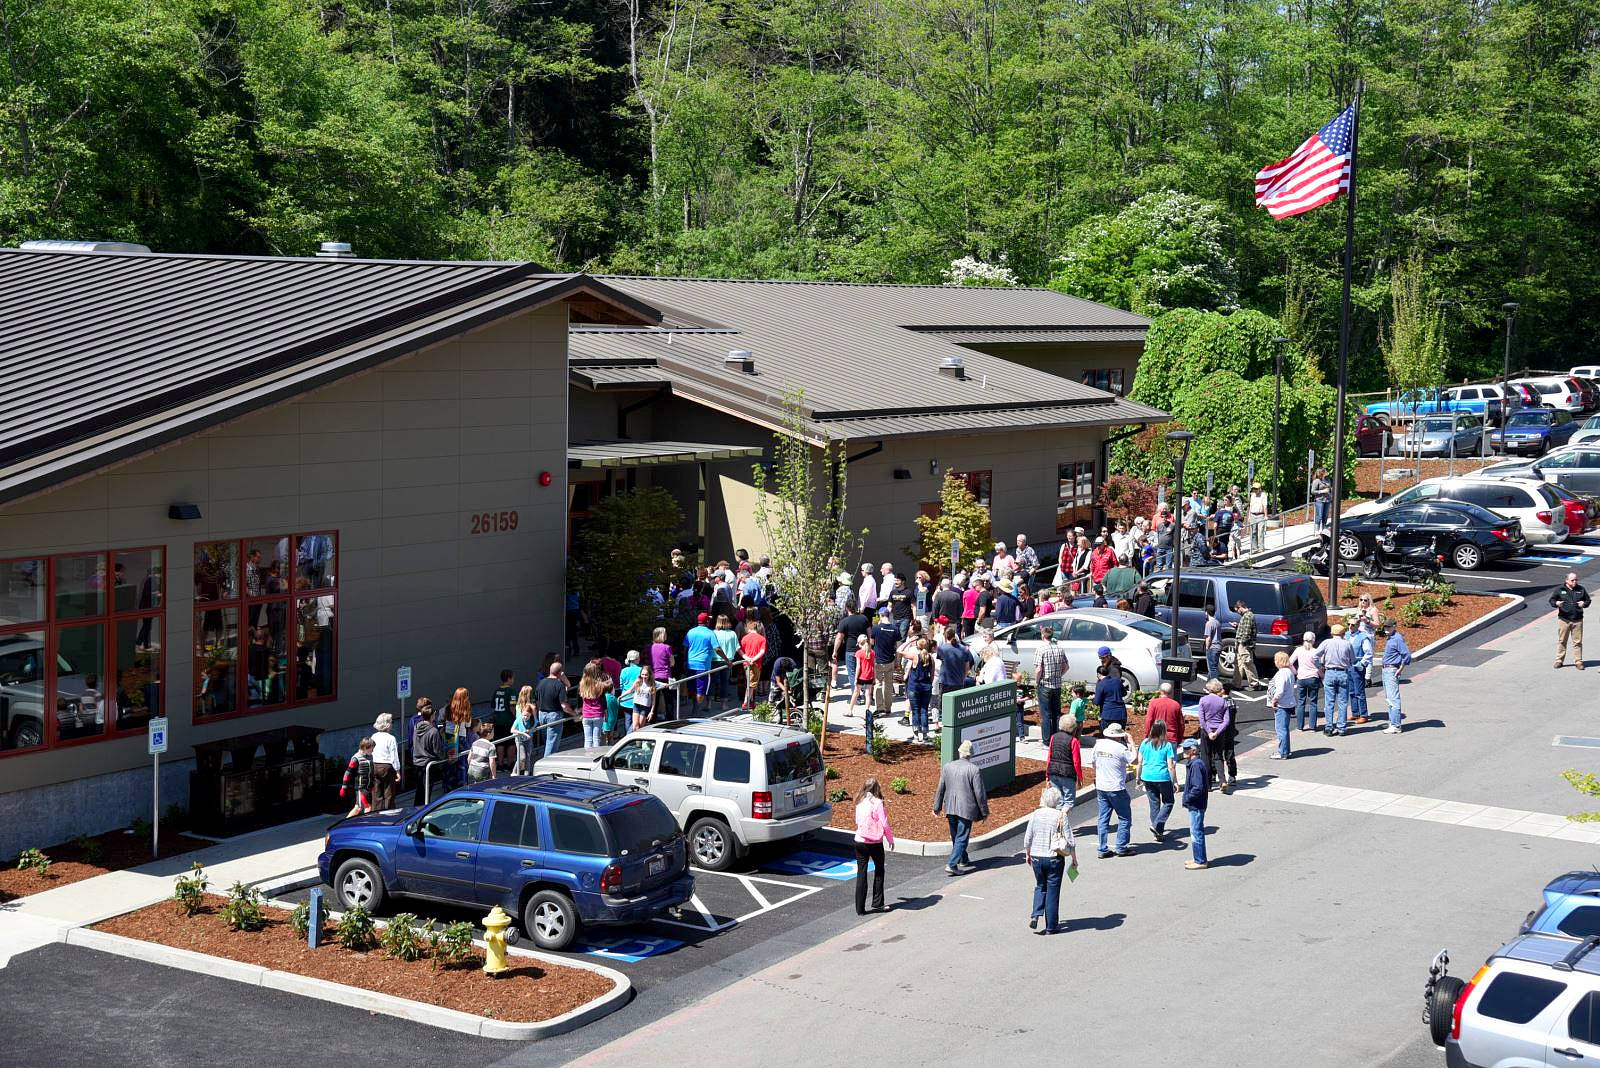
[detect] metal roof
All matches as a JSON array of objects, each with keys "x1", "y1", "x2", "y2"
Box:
[
  {"x1": 912, "y1": 326, "x2": 1148, "y2": 344},
  {"x1": 813, "y1": 399, "x2": 1166, "y2": 439},
  {"x1": 569, "y1": 362, "x2": 673, "y2": 390},
  {"x1": 0, "y1": 247, "x2": 660, "y2": 505},
  {"x1": 568, "y1": 440, "x2": 765, "y2": 468}
]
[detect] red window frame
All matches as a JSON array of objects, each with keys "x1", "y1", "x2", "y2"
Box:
[
  {"x1": 193, "y1": 532, "x2": 338, "y2": 725},
  {"x1": 0, "y1": 547, "x2": 167, "y2": 758}
]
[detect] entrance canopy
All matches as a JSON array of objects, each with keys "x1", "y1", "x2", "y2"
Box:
[{"x1": 567, "y1": 439, "x2": 764, "y2": 469}]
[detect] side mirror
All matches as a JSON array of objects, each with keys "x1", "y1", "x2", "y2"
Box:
[
  {"x1": 598, "y1": 755, "x2": 613, "y2": 770},
  {"x1": 404, "y1": 821, "x2": 420, "y2": 836}
]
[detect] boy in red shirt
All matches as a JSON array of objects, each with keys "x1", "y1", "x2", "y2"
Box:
[{"x1": 739, "y1": 621, "x2": 768, "y2": 710}]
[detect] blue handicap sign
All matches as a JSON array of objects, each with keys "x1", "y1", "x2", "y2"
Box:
[
  {"x1": 760, "y1": 850, "x2": 857, "y2": 881},
  {"x1": 573, "y1": 932, "x2": 684, "y2": 963}
]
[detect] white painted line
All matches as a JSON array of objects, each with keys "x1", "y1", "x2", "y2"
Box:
[
  {"x1": 959, "y1": 894, "x2": 985, "y2": 900},
  {"x1": 1442, "y1": 570, "x2": 1533, "y2": 583},
  {"x1": 1252, "y1": 777, "x2": 1592, "y2": 842},
  {"x1": 736, "y1": 875, "x2": 772, "y2": 910}
]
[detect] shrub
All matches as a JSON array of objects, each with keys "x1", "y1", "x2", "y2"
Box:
[
  {"x1": 381, "y1": 914, "x2": 426, "y2": 961},
  {"x1": 219, "y1": 882, "x2": 266, "y2": 932},
  {"x1": 1383, "y1": 595, "x2": 1395, "y2": 614},
  {"x1": 751, "y1": 702, "x2": 775, "y2": 724},
  {"x1": 428, "y1": 920, "x2": 475, "y2": 968},
  {"x1": 1388, "y1": 582, "x2": 1401, "y2": 600},
  {"x1": 1424, "y1": 577, "x2": 1455, "y2": 604},
  {"x1": 289, "y1": 900, "x2": 312, "y2": 940},
  {"x1": 75, "y1": 834, "x2": 104, "y2": 866},
  {"x1": 1290, "y1": 556, "x2": 1313, "y2": 575},
  {"x1": 173, "y1": 862, "x2": 208, "y2": 916},
  {"x1": 16, "y1": 847, "x2": 50, "y2": 877},
  {"x1": 867, "y1": 734, "x2": 891, "y2": 762},
  {"x1": 827, "y1": 787, "x2": 850, "y2": 803},
  {"x1": 889, "y1": 777, "x2": 910, "y2": 794},
  {"x1": 824, "y1": 765, "x2": 841, "y2": 781},
  {"x1": 131, "y1": 817, "x2": 152, "y2": 838},
  {"x1": 1413, "y1": 593, "x2": 1441, "y2": 616},
  {"x1": 1342, "y1": 576, "x2": 1361, "y2": 601},
  {"x1": 336, "y1": 905, "x2": 377, "y2": 950},
  {"x1": 1400, "y1": 600, "x2": 1425, "y2": 627}
]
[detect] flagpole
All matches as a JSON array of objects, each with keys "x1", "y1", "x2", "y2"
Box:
[{"x1": 1325, "y1": 77, "x2": 1362, "y2": 609}]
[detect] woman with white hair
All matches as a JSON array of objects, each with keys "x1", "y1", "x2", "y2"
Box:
[
  {"x1": 976, "y1": 642, "x2": 1005, "y2": 686},
  {"x1": 369, "y1": 712, "x2": 400, "y2": 810},
  {"x1": 1022, "y1": 784, "x2": 1074, "y2": 933}
]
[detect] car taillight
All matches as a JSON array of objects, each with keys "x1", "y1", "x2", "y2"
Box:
[
  {"x1": 753, "y1": 791, "x2": 773, "y2": 819},
  {"x1": 1537, "y1": 510, "x2": 1552, "y2": 523},
  {"x1": 600, "y1": 863, "x2": 622, "y2": 893},
  {"x1": 1452, "y1": 965, "x2": 1490, "y2": 1040},
  {"x1": 1270, "y1": 618, "x2": 1289, "y2": 636},
  {"x1": 1491, "y1": 528, "x2": 1511, "y2": 540}
]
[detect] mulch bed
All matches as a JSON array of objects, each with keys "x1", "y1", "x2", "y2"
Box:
[
  {"x1": 1353, "y1": 456, "x2": 1498, "y2": 498},
  {"x1": 0, "y1": 829, "x2": 211, "y2": 903},
  {"x1": 1326, "y1": 581, "x2": 1503, "y2": 652},
  {"x1": 95, "y1": 895, "x2": 614, "y2": 1023}
]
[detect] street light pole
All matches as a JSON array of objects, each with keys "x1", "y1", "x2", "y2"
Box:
[
  {"x1": 1272, "y1": 337, "x2": 1288, "y2": 548},
  {"x1": 1165, "y1": 430, "x2": 1195, "y2": 672},
  {"x1": 1502, "y1": 302, "x2": 1519, "y2": 383}
]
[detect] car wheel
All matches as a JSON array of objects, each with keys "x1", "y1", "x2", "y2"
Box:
[
  {"x1": 1451, "y1": 542, "x2": 1483, "y2": 571},
  {"x1": 9, "y1": 719, "x2": 42, "y2": 750},
  {"x1": 1119, "y1": 671, "x2": 1139, "y2": 697},
  {"x1": 1428, "y1": 975, "x2": 1465, "y2": 1047},
  {"x1": 333, "y1": 857, "x2": 386, "y2": 912},
  {"x1": 1372, "y1": 412, "x2": 1390, "y2": 427},
  {"x1": 1217, "y1": 640, "x2": 1238, "y2": 677},
  {"x1": 689, "y1": 816, "x2": 737, "y2": 872},
  {"x1": 524, "y1": 889, "x2": 578, "y2": 951},
  {"x1": 1337, "y1": 532, "x2": 1364, "y2": 561}
]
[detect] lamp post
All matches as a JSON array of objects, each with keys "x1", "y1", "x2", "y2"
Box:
[
  {"x1": 1165, "y1": 430, "x2": 1195, "y2": 673},
  {"x1": 1271, "y1": 337, "x2": 1289, "y2": 548},
  {"x1": 1502, "y1": 302, "x2": 1519, "y2": 383}
]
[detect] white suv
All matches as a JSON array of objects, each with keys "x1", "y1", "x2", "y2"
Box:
[
  {"x1": 1514, "y1": 376, "x2": 1586, "y2": 413},
  {"x1": 1385, "y1": 476, "x2": 1569, "y2": 545},
  {"x1": 1427, "y1": 934, "x2": 1600, "y2": 1066},
  {"x1": 534, "y1": 719, "x2": 829, "y2": 871}
]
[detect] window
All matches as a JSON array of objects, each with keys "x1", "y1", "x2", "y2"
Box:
[
  {"x1": 1569, "y1": 992, "x2": 1600, "y2": 1045},
  {"x1": 657, "y1": 740, "x2": 706, "y2": 779},
  {"x1": 419, "y1": 798, "x2": 484, "y2": 841},
  {"x1": 1067, "y1": 619, "x2": 1114, "y2": 643},
  {"x1": 1178, "y1": 578, "x2": 1213, "y2": 610},
  {"x1": 549, "y1": 807, "x2": 608, "y2": 855},
  {"x1": 1558, "y1": 906, "x2": 1600, "y2": 939},
  {"x1": 486, "y1": 801, "x2": 539, "y2": 848},
  {"x1": 1057, "y1": 461, "x2": 1097, "y2": 534},
  {"x1": 194, "y1": 532, "x2": 337, "y2": 722},
  {"x1": 603, "y1": 799, "x2": 679, "y2": 855},
  {"x1": 1081, "y1": 368, "x2": 1125, "y2": 395},
  {"x1": 611, "y1": 737, "x2": 656, "y2": 771},
  {"x1": 766, "y1": 737, "x2": 823, "y2": 784},
  {"x1": 713, "y1": 747, "x2": 752, "y2": 783},
  {"x1": 0, "y1": 549, "x2": 164, "y2": 754},
  {"x1": 951, "y1": 470, "x2": 992, "y2": 509},
  {"x1": 1225, "y1": 580, "x2": 1281, "y2": 617},
  {"x1": 1475, "y1": 972, "x2": 1566, "y2": 1025}
]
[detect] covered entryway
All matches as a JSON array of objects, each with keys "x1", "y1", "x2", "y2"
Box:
[{"x1": 566, "y1": 440, "x2": 766, "y2": 551}]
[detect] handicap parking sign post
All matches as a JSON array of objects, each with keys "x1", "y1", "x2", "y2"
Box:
[{"x1": 148, "y1": 717, "x2": 168, "y2": 859}]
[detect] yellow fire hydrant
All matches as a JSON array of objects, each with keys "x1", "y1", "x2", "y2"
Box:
[{"x1": 482, "y1": 905, "x2": 513, "y2": 976}]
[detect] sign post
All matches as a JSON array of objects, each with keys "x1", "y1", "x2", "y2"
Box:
[
  {"x1": 147, "y1": 717, "x2": 168, "y2": 859},
  {"x1": 396, "y1": 666, "x2": 413, "y2": 766},
  {"x1": 949, "y1": 538, "x2": 960, "y2": 576},
  {"x1": 939, "y1": 681, "x2": 1018, "y2": 791}
]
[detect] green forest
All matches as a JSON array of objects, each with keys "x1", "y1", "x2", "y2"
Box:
[{"x1": 3, "y1": 0, "x2": 1597, "y2": 385}]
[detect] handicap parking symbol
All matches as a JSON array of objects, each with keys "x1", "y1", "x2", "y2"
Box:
[
  {"x1": 573, "y1": 932, "x2": 684, "y2": 963},
  {"x1": 759, "y1": 850, "x2": 857, "y2": 881}
]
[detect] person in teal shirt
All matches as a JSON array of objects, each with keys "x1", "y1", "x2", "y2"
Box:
[
  {"x1": 711, "y1": 616, "x2": 740, "y2": 706},
  {"x1": 1134, "y1": 720, "x2": 1178, "y2": 840},
  {"x1": 683, "y1": 613, "x2": 718, "y2": 713},
  {"x1": 618, "y1": 651, "x2": 642, "y2": 727}
]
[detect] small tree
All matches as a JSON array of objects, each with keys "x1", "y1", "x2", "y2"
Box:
[
  {"x1": 913, "y1": 472, "x2": 992, "y2": 575},
  {"x1": 1099, "y1": 473, "x2": 1159, "y2": 524},
  {"x1": 1382, "y1": 251, "x2": 1448, "y2": 463},
  {"x1": 752, "y1": 395, "x2": 865, "y2": 752},
  {"x1": 568, "y1": 487, "x2": 683, "y2": 655}
]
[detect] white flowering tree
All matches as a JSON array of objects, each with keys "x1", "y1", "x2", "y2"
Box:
[{"x1": 943, "y1": 255, "x2": 1018, "y2": 287}]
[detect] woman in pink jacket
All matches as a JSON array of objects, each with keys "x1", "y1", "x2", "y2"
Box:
[{"x1": 853, "y1": 778, "x2": 895, "y2": 914}]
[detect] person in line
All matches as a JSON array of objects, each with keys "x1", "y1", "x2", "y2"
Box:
[
  {"x1": 510, "y1": 685, "x2": 534, "y2": 774},
  {"x1": 1179, "y1": 738, "x2": 1210, "y2": 870},
  {"x1": 490, "y1": 668, "x2": 517, "y2": 741},
  {"x1": 1381, "y1": 620, "x2": 1412, "y2": 735},
  {"x1": 1315, "y1": 623, "x2": 1355, "y2": 737},
  {"x1": 1133, "y1": 582, "x2": 1156, "y2": 619},
  {"x1": 1310, "y1": 467, "x2": 1332, "y2": 529},
  {"x1": 578, "y1": 661, "x2": 611, "y2": 747},
  {"x1": 649, "y1": 626, "x2": 674, "y2": 683},
  {"x1": 740, "y1": 620, "x2": 768, "y2": 710},
  {"x1": 617, "y1": 651, "x2": 641, "y2": 734},
  {"x1": 341, "y1": 736, "x2": 375, "y2": 817},
  {"x1": 853, "y1": 778, "x2": 894, "y2": 915},
  {"x1": 710, "y1": 615, "x2": 739, "y2": 707},
  {"x1": 467, "y1": 721, "x2": 498, "y2": 783},
  {"x1": 1232, "y1": 600, "x2": 1263, "y2": 689},
  {"x1": 1014, "y1": 535, "x2": 1039, "y2": 587},
  {"x1": 977, "y1": 642, "x2": 1006, "y2": 687},
  {"x1": 847, "y1": 633, "x2": 876, "y2": 726},
  {"x1": 1046, "y1": 714, "x2": 1082, "y2": 810},
  {"x1": 369, "y1": 713, "x2": 400, "y2": 810},
  {"x1": 903, "y1": 638, "x2": 935, "y2": 743},
  {"x1": 1145, "y1": 681, "x2": 1184, "y2": 748},
  {"x1": 1093, "y1": 723, "x2": 1134, "y2": 858},
  {"x1": 1134, "y1": 719, "x2": 1178, "y2": 840},
  {"x1": 1248, "y1": 481, "x2": 1270, "y2": 551},
  {"x1": 1203, "y1": 604, "x2": 1223, "y2": 683},
  {"x1": 410, "y1": 698, "x2": 442, "y2": 806},
  {"x1": 858, "y1": 562, "x2": 879, "y2": 615},
  {"x1": 1035, "y1": 625, "x2": 1069, "y2": 736},
  {"x1": 443, "y1": 687, "x2": 472, "y2": 786},
  {"x1": 932, "y1": 739, "x2": 989, "y2": 876},
  {"x1": 931, "y1": 577, "x2": 964, "y2": 628},
  {"x1": 1288, "y1": 630, "x2": 1324, "y2": 732},
  {"x1": 1022, "y1": 784, "x2": 1072, "y2": 935},
  {"x1": 1265, "y1": 651, "x2": 1295, "y2": 759},
  {"x1": 1153, "y1": 509, "x2": 1174, "y2": 572},
  {"x1": 1093, "y1": 648, "x2": 1128, "y2": 727},
  {"x1": 869, "y1": 608, "x2": 899, "y2": 726},
  {"x1": 630, "y1": 664, "x2": 657, "y2": 729},
  {"x1": 936, "y1": 625, "x2": 974, "y2": 696},
  {"x1": 1068, "y1": 682, "x2": 1090, "y2": 725},
  {"x1": 833, "y1": 599, "x2": 870, "y2": 691},
  {"x1": 535, "y1": 661, "x2": 570, "y2": 759},
  {"x1": 682, "y1": 613, "x2": 718, "y2": 713},
  {"x1": 1552, "y1": 571, "x2": 1592, "y2": 670}
]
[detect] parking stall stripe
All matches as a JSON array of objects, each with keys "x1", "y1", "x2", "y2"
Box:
[{"x1": 736, "y1": 875, "x2": 772, "y2": 910}]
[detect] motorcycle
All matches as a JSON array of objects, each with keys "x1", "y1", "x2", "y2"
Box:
[{"x1": 1361, "y1": 526, "x2": 1444, "y2": 584}]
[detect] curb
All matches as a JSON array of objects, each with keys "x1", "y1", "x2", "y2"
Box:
[
  {"x1": 1411, "y1": 592, "x2": 1525, "y2": 662},
  {"x1": 64, "y1": 926, "x2": 631, "y2": 1040}
]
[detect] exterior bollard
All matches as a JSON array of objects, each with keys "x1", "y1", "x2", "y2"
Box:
[
  {"x1": 482, "y1": 905, "x2": 513, "y2": 976},
  {"x1": 307, "y1": 888, "x2": 324, "y2": 948}
]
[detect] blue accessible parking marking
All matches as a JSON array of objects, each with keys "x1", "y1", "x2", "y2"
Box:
[
  {"x1": 759, "y1": 850, "x2": 857, "y2": 881},
  {"x1": 573, "y1": 932, "x2": 685, "y2": 962}
]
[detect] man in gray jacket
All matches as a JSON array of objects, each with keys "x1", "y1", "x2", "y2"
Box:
[{"x1": 933, "y1": 740, "x2": 990, "y2": 875}]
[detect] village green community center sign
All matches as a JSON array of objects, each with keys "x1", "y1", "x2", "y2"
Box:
[{"x1": 940, "y1": 680, "x2": 1018, "y2": 790}]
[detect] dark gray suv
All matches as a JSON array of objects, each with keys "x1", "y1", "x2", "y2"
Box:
[{"x1": 1144, "y1": 568, "x2": 1330, "y2": 677}]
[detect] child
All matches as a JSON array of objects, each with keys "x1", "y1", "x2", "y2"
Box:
[
  {"x1": 603, "y1": 686, "x2": 623, "y2": 744},
  {"x1": 340, "y1": 737, "x2": 375, "y2": 817},
  {"x1": 1179, "y1": 738, "x2": 1210, "y2": 870},
  {"x1": 1068, "y1": 683, "x2": 1090, "y2": 725},
  {"x1": 629, "y1": 664, "x2": 655, "y2": 731},
  {"x1": 467, "y1": 721, "x2": 497, "y2": 783},
  {"x1": 847, "y1": 634, "x2": 875, "y2": 720},
  {"x1": 511, "y1": 685, "x2": 534, "y2": 774}
]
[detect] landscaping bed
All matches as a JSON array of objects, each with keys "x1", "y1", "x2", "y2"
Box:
[
  {"x1": 94, "y1": 894, "x2": 614, "y2": 1023},
  {"x1": 0, "y1": 829, "x2": 210, "y2": 903},
  {"x1": 1353, "y1": 456, "x2": 1498, "y2": 498},
  {"x1": 1325, "y1": 580, "x2": 1505, "y2": 652}
]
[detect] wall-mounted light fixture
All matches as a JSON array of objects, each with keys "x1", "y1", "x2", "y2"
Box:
[
  {"x1": 168, "y1": 503, "x2": 202, "y2": 521},
  {"x1": 929, "y1": 459, "x2": 939, "y2": 478}
]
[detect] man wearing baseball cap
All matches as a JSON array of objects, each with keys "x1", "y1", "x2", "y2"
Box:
[
  {"x1": 682, "y1": 612, "x2": 718, "y2": 714},
  {"x1": 1093, "y1": 647, "x2": 1128, "y2": 727},
  {"x1": 1092, "y1": 722, "x2": 1134, "y2": 858},
  {"x1": 1179, "y1": 738, "x2": 1209, "y2": 869}
]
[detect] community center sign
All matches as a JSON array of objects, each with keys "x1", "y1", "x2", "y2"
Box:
[{"x1": 940, "y1": 680, "x2": 1018, "y2": 790}]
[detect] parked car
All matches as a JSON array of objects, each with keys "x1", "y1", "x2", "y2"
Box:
[
  {"x1": 1481, "y1": 445, "x2": 1600, "y2": 498},
  {"x1": 1440, "y1": 384, "x2": 1507, "y2": 423},
  {"x1": 1365, "y1": 387, "x2": 1479, "y2": 425},
  {"x1": 972, "y1": 608, "x2": 1184, "y2": 695},
  {"x1": 318, "y1": 776, "x2": 693, "y2": 950},
  {"x1": 534, "y1": 719, "x2": 828, "y2": 871},
  {"x1": 1545, "y1": 482, "x2": 1597, "y2": 536},
  {"x1": 1512, "y1": 376, "x2": 1587, "y2": 414},
  {"x1": 0, "y1": 633, "x2": 101, "y2": 750},
  {"x1": 1571, "y1": 365, "x2": 1600, "y2": 380},
  {"x1": 1519, "y1": 871, "x2": 1600, "y2": 939},
  {"x1": 1571, "y1": 414, "x2": 1600, "y2": 447},
  {"x1": 1424, "y1": 933, "x2": 1600, "y2": 1065},
  {"x1": 1491, "y1": 408, "x2": 1581, "y2": 455},
  {"x1": 1380, "y1": 476, "x2": 1568, "y2": 545},
  {"x1": 1506, "y1": 381, "x2": 1544, "y2": 409},
  {"x1": 1336, "y1": 500, "x2": 1526, "y2": 570},
  {"x1": 1575, "y1": 376, "x2": 1600, "y2": 412},
  {"x1": 1355, "y1": 415, "x2": 1391, "y2": 457},
  {"x1": 1400, "y1": 414, "x2": 1490, "y2": 458},
  {"x1": 1139, "y1": 568, "x2": 1330, "y2": 676}
]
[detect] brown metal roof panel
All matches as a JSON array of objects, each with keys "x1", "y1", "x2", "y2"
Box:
[
  {"x1": 916, "y1": 327, "x2": 1149, "y2": 344},
  {"x1": 813, "y1": 398, "x2": 1167, "y2": 439}
]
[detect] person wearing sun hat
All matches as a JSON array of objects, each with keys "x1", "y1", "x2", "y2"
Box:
[
  {"x1": 993, "y1": 577, "x2": 1020, "y2": 629},
  {"x1": 1092, "y1": 722, "x2": 1134, "y2": 858},
  {"x1": 1248, "y1": 480, "x2": 1270, "y2": 550}
]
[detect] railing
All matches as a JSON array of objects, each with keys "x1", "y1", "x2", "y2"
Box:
[
  {"x1": 419, "y1": 723, "x2": 559, "y2": 806},
  {"x1": 658, "y1": 660, "x2": 746, "y2": 720}
]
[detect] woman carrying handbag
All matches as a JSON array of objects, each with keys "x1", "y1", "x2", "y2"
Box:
[{"x1": 1023, "y1": 784, "x2": 1075, "y2": 934}]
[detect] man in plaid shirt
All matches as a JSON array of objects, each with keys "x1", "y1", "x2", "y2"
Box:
[{"x1": 1034, "y1": 625, "x2": 1070, "y2": 740}]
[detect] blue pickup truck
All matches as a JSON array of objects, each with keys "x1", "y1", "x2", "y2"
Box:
[{"x1": 1366, "y1": 384, "x2": 1509, "y2": 424}]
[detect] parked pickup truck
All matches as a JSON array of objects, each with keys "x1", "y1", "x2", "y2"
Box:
[{"x1": 1365, "y1": 384, "x2": 1506, "y2": 425}]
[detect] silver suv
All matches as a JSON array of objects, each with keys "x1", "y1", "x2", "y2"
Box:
[
  {"x1": 533, "y1": 719, "x2": 830, "y2": 871},
  {"x1": 1426, "y1": 934, "x2": 1600, "y2": 1066}
]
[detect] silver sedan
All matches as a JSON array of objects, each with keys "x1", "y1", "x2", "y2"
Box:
[{"x1": 1402, "y1": 416, "x2": 1490, "y2": 457}]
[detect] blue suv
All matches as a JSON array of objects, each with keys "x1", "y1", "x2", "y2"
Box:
[
  {"x1": 318, "y1": 776, "x2": 693, "y2": 951},
  {"x1": 1520, "y1": 870, "x2": 1600, "y2": 939}
]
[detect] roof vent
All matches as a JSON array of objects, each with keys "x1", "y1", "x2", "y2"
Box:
[
  {"x1": 19, "y1": 239, "x2": 151, "y2": 254},
  {"x1": 315, "y1": 241, "x2": 356, "y2": 259},
  {"x1": 939, "y1": 354, "x2": 967, "y2": 380},
  {"x1": 725, "y1": 348, "x2": 755, "y2": 373}
]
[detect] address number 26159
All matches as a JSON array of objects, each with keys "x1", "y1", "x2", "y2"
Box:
[{"x1": 470, "y1": 510, "x2": 519, "y2": 534}]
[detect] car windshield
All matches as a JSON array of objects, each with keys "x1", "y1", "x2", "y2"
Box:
[
  {"x1": 766, "y1": 737, "x2": 824, "y2": 784},
  {"x1": 1124, "y1": 618, "x2": 1171, "y2": 641},
  {"x1": 1585, "y1": 416, "x2": 1600, "y2": 429},
  {"x1": 603, "y1": 798, "x2": 679, "y2": 855},
  {"x1": 1281, "y1": 577, "x2": 1326, "y2": 616},
  {"x1": 1419, "y1": 418, "x2": 1454, "y2": 432},
  {"x1": 1509, "y1": 411, "x2": 1553, "y2": 426}
]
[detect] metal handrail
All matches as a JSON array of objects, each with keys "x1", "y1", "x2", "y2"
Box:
[
  {"x1": 418, "y1": 726, "x2": 555, "y2": 806},
  {"x1": 660, "y1": 660, "x2": 744, "y2": 719}
]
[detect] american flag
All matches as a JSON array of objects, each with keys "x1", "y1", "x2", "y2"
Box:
[{"x1": 1254, "y1": 104, "x2": 1356, "y2": 219}]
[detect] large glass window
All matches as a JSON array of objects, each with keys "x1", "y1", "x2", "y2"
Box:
[
  {"x1": 194, "y1": 533, "x2": 338, "y2": 721},
  {"x1": 0, "y1": 548, "x2": 165, "y2": 755},
  {"x1": 1057, "y1": 461, "x2": 1097, "y2": 534},
  {"x1": 1081, "y1": 368, "x2": 1125, "y2": 395}
]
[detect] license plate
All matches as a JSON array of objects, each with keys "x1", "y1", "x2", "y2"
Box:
[
  {"x1": 647, "y1": 854, "x2": 667, "y2": 876},
  {"x1": 791, "y1": 787, "x2": 811, "y2": 807}
]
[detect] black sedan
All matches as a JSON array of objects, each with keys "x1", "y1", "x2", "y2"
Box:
[{"x1": 1334, "y1": 500, "x2": 1526, "y2": 571}]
